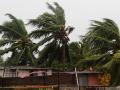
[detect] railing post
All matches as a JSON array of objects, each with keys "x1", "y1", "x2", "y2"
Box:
[
  {"x1": 57, "y1": 70, "x2": 60, "y2": 90},
  {"x1": 75, "y1": 67, "x2": 80, "y2": 90}
]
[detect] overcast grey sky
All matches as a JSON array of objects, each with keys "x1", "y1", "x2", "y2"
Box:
[{"x1": 0, "y1": 0, "x2": 120, "y2": 41}]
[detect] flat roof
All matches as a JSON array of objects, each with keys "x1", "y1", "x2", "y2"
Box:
[
  {"x1": 52, "y1": 71, "x2": 102, "y2": 74},
  {"x1": 0, "y1": 66, "x2": 50, "y2": 70}
]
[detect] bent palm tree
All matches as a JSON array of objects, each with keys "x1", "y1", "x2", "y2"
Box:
[
  {"x1": 29, "y1": 2, "x2": 74, "y2": 66},
  {"x1": 84, "y1": 19, "x2": 120, "y2": 54},
  {"x1": 0, "y1": 14, "x2": 36, "y2": 66},
  {"x1": 80, "y1": 18, "x2": 120, "y2": 85}
]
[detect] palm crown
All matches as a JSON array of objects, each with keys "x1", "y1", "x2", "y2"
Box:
[
  {"x1": 0, "y1": 14, "x2": 36, "y2": 66},
  {"x1": 29, "y1": 2, "x2": 74, "y2": 66},
  {"x1": 83, "y1": 19, "x2": 120, "y2": 54}
]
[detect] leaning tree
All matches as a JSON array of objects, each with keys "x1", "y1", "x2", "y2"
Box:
[
  {"x1": 0, "y1": 14, "x2": 37, "y2": 66},
  {"x1": 79, "y1": 19, "x2": 120, "y2": 85},
  {"x1": 28, "y1": 2, "x2": 74, "y2": 67}
]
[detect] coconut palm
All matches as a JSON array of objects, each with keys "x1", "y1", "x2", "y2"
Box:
[
  {"x1": 0, "y1": 14, "x2": 36, "y2": 66},
  {"x1": 80, "y1": 18, "x2": 120, "y2": 85},
  {"x1": 28, "y1": 2, "x2": 74, "y2": 66},
  {"x1": 83, "y1": 19, "x2": 120, "y2": 54}
]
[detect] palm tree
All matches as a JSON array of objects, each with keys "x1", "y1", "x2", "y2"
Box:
[
  {"x1": 79, "y1": 18, "x2": 120, "y2": 85},
  {"x1": 83, "y1": 19, "x2": 120, "y2": 54},
  {"x1": 76, "y1": 39, "x2": 111, "y2": 70},
  {"x1": 28, "y1": 2, "x2": 74, "y2": 67},
  {"x1": 0, "y1": 14, "x2": 37, "y2": 66}
]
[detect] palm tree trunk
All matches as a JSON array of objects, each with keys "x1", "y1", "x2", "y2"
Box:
[{"x1": 61, "y1": 45, "x2": 65, "y2": 64}]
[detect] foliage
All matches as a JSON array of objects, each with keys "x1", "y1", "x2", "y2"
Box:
[
  {"x1": 102, "y1": 50, "x2": 120, "y2": 85},
  {"x1": 0, "y1": 14, "x2": 37, "y2": 66},
  {"x1": 28, "y1": 2, "x2": 74, "y2": 67},
  {"x1": 0, "y1": 2, "x2": 120, "y2": 86},
  {"x1": 98, "y1": 73, "x2": 111, "y2": 86},
  {"x1": 83, "y1": 19, "x2": 120, "y2": 54},
  {"x1": 79, "y1": 18, "x2": 120, "y2": 86},
  {"x1": 68, "y1": 42, "x2": 82, "y2": 69}
]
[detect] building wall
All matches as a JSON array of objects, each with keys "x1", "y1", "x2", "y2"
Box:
[
  {"x1": 0, "y1": 69, "x2": 52, "y2": 78},
  {"x1": 18, "y1": 70, "x2": 30, "y2": 78},
  {"x1": 0, "y1": 73, "x2": 76, "y2": 87},
  {"x1": 0, "y1": 70, "x2": 4, "y2": 77},
  {"x1": 0, "y1": 70, "x2": 101, "y2": 87},
  {"x1": 88, "y1": 74, "x2": 99, "y2": 86}
]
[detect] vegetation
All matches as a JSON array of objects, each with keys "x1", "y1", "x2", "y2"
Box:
[
  {"x1": 0, "y1": 14, "x2": 37, "y2": 66},
  {"x1": 98, "y1": 73, "x2": 111, "y2": 86},
  {"x1": 78, "y1": 19, "x2": 120, "y2": 85},
  {"x1": 28, "y1": 2, "x2": 74, "y2": 68},
  {"x1": 0, "y1": 2, "x2": 120, "y2": 86}
]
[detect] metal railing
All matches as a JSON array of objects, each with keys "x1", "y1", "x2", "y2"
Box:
[{"x1": 0, "y1": 86, "x2": 120, "y2": 90}]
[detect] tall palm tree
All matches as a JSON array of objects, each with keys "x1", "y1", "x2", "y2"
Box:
[
  {"x1": 80, "y1": 18, "x2": 120, "y2": 85},
  {"x1": 28, "y1": 2, "x2": 74, "y2": 67},
  {"x1": 0, "y1": 14, "x2": 36, "y2": 66}
]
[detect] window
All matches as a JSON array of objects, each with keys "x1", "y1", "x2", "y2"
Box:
[{"x1": 4, "y1": 69, "x2": 18, "y2": 77}]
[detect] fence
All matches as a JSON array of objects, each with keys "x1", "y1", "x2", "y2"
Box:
[{"x1": 0, "y1": 86, "x2": 120, "y2": 90}]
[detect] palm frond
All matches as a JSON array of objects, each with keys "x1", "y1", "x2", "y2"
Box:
[
  {"x1": 0, "y1": 25, "x2": 23, "y2": 38},
  {"x1": 0, "y1": 39, "x2": 15, "y2": 47},
  {"x1": 0, "y1": 45, "x2": 20, "y2": 55},
  {"x1": 32, "y1": 35, "x2": 54, "y2": 51},
  {"x1": 5, "y1": 14, "x2": 27, "y2": 36},
  {"x1": 29, "y1": 29, "x2": 54, "y2": 39},
  {"x1": 77, "y1": 53, "x2": 110, "y2": 68},
  {"x1": 90, "y1": 20, "x2": 119, "y2": 37}
]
